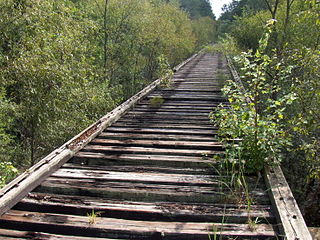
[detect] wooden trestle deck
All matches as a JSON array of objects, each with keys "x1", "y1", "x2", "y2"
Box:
[{"x1": 0, "y1": 53, "x2": 311, "y2": 239}]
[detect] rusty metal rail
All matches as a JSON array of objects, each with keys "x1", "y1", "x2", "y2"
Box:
[{"x1": 0, "y1": 53, "x2": 310, "y2": 239}]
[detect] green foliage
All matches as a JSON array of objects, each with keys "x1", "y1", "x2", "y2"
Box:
[
  {"x1": 212, "y1": 24, "x2": 296, "y2": 173},
  {"x1": 87, "y1": 209, "x2": 103, "y2": 225},
  {"x1": 0, "y1": 89, "x2": 18, "y2": 186},
  {"x1": 230, "y1": 11, "x2": 269, "y2": 51},
  {"x1": 0, "y1": 0, "x2": 117, "y2": 167},
  {"x1": 216, "y1": 0, "x2": 320, "y2": 225},
  {"x1": 206, "y1": 35, "x2": 240, "y2": 57},
  {"x1": 179, "y1": 0, "x2": 215, "y2": 20},
  {"x1": 0, "y1": 161, "x2": 18, "y2": 188},
  {"x1": 192, "y1": 17, "x2": 216, "y2": 48},
  {"x1": 157, "y1": 54, "x2": 174, "y2": 88},
  {"x1": 150, "y1": 96, "x2": 164, "y2": 108}
]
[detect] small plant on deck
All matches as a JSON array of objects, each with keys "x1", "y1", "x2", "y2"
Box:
[
  {"x1": 87, "y1": 209, "x2": 103, "y2": 225},
  {"x1": 150, "y1": 96, "x2": 164, "y2": 108}
]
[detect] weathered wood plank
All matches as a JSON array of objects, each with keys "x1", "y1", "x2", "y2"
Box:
[
  {"x1": 0, "y1": 149, "x2": 73, "y2": 218},
  {"x1": 0, "y1": 210, "x2": 278, "y2": 239},
  {"x1": 0, "y1": 228, "x2": 117, "y2": 240},
  {"x1": 62, "y1": 163, "x2": 212, "y2": 175},
  {"x1": 14, "y1": 193, "x2": 275, "y2": 223},
  {"x1": 112, "y1": 122, "x2": 215, "y2": 129},
  {"x1": 99, "y1": 132, "x2": 217, "y2": 141},
  {"x1": 72, "y1": 152, "x2": 215, "y2": 168},
  {"x1": 52, "y1": 168, "x2": 218, "y2": 185},
  {"x1": 90, "y1": 138, "x2": 223, "y2": 150},
  {"x1": 105, "y1": 127, "x2": 217, "y2": 135},
  {"x1": 264, "y1": 166, "x2": 312, "y2": 240},
  {"x1": 82, "y1": 145, "x2": 222, "y2": 156},
  {"x1": 35, "y1": 177, "x2": 269, "y2": 204}
]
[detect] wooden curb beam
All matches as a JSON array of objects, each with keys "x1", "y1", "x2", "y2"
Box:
[
  {"x1": 264, "y1": 166, "x2": 312, "y2": 240},
  {"x1": 0, "y1": 53, "x2": 198, "y2": 217},
  {"x1": 226, "y1": 55, "x2": 312, "y2": 240}
]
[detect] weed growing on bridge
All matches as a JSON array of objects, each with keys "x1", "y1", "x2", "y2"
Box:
[
  {"x1": 150, "y1": 96, "x2": 164, "y2": 108},
  {"x1": 87, "y1": 209, "x2": 103, "y2": 225}
]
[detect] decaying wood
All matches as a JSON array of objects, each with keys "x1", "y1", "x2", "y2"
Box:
[
  {"x1": 264, "y1": 166, "x2": 312, "y2": 240},
  {"x1": 0, "y1": 210, "x2": 277, "y2": 239}
]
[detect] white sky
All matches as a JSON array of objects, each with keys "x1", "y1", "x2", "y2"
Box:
[{"x1": 209, "y1": 0, "x2": 233, "y2": 18}]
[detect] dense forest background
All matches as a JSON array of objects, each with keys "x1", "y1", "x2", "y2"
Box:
[
  {"x1": 0, "y1": 0, "x2": 216, "y2": 184},
  {"x1": 214, "y1": 0, "x2": 320, "y2": 226}
]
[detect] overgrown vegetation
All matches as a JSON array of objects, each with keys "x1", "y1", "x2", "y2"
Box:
[
  {"x1": 214, "y1": 0, "x2": 320, "y2": 226},
  {"x1": 0, "y1": 0, "x2": 217, "y2": 186}
]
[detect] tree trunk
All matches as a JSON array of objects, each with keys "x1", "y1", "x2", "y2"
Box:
[{"x1": 104, "y1": 0, "x2": 109, "y2": 80}]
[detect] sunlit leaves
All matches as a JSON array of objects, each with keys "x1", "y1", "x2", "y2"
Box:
[{"x1": 213, "y1": 25, "x2": 296, "y2": 173}]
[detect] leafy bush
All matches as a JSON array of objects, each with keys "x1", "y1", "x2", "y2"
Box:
[{"x1": 212, "y1": 24, "x2": 296, "y2": 173}]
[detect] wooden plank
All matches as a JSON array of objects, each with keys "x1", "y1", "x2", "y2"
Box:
[
  {"x1": 99, "y1": 132, "x2": 217, "y2": 141},
  {"x1": 82, "y1": 145, "x2": 222, "y2": 156},
  {"x1": 62, "y1": 163, "x2": 212, "y2": 175},
  {"x1": 72, "y1": 152, "x2": 215, "y2": 168},
  {"x1": 117, "y1": 118, "x2": 212, "y2": 125},
  {"x1": 122, "y1": 114, "x2": 213, "y2": 120},
  {"x1": 51, "y1": 168, "x2": 218, "y2": 185},
  {"x1": 154, "y1": 89, "x2": 221, "y2": 93},
  {"x1": 264, "y1": 166, "x2": 312, "y2": 240},
  {"x1": 53, "y1": 167, "x2": 266, "y2": 189},
  {"x1": 0, "y1": 210, "x2": 278, "y2": 239},
  {"x1": 90, "y1": 138, "x2": 223, "y2": 150},
  {"x1": 105, "y1": 127, "x2": 217, "y2": 135},
  {"x1": 0, "y1": 228, "x2": 118, "y2": 240},
  {"x1": 133, "y1": 105, "x2": 217, "y2": 110},
  {"x1": 112, "y1": 122, "x2": 215, "y2": 129},
  {"x1": 129, "y1": 108, "x2": 213, "y2": 114},
  {"x1": 35, "y1": 181, "x2": 231, "y2": 204},
  {"x1": 14, "y1": 193, "x2": 275, "y2": 223},
  {"x1": 35, "y1": 177, "x2": 269, "y2": 204},
  {"x1": 127, "y1": 111, "x2": 211, "y2": 117},
  {"x1": 138, "y1": 100, "x2": 220, "y2": 106}
]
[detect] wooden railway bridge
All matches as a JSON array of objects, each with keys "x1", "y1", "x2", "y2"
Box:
[{"x1": 0, "y1": 52, "x2": 312, "y2": 239}]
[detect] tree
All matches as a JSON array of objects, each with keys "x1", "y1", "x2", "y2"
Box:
[{"x1": 179, "y1": 0, "x2": 215, "y2": 20}]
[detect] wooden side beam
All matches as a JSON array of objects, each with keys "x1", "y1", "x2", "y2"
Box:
[
  {"x1": 264, "y1": 166, "x2": 312, "y2": 240},
  {"x1": 0, "y1": 53, "x2": 199, "y2": 217},
  {"x1": 226, "y1": 55, "x2": 312, "y2": 240}
]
